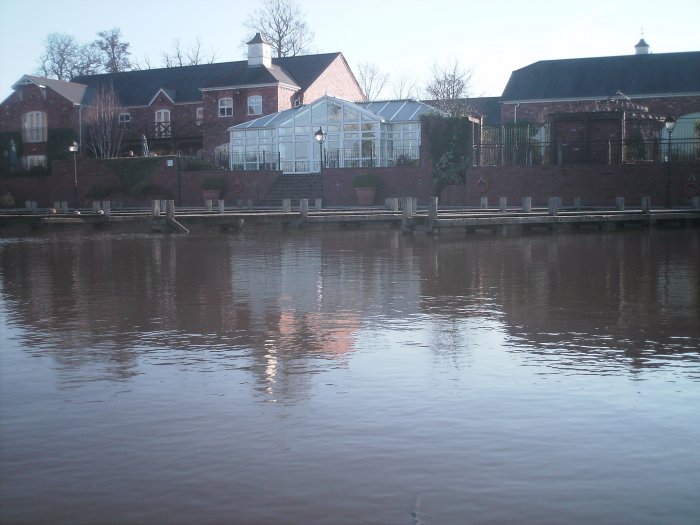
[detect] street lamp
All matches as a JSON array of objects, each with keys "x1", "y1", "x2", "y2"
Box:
[
  {"x1": 69, "y1": 140, "x2": 79, "y2": 208},
  {"x1": 665, "y1": 117, "x2": 676, "y2": 208},
  {"x1": 314, "y1": 127, "x2": 325, "y2": 173}
]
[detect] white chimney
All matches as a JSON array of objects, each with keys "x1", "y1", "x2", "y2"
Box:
[
  {"x1": 635, "y1": 38, "x2": 650, "y2": 55},
  {"x1": 247, "y1": 33, "x2": 272, "y2": 67}
]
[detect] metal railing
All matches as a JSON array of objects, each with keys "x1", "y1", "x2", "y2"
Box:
[
  {"x1": 476, "y1": 138, "x2": 700, "y2": 166},
  {"x1": 217, "y1": 147, "x2": 421, "y2": 172}
]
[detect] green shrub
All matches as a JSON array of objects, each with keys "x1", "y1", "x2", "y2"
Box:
[
  {"x1": 202, "y1": 176, "x2": 225, "y2": 191},
  {"x1": 352, "y1": 173, "x2": 380, "y2": 188}
]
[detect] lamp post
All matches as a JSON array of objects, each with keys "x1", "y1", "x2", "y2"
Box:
[
  {"x1": 314, "y1": 127, "x2": 326, "y2": 174},
  {"x1": 69, "y1": 140, "x2": 79, "y2": 208},
  {"x1": 665, "y1": 117, "x2": 676, "y2": 209}
]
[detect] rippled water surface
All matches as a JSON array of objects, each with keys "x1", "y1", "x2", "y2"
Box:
[{"x1": 1, "y1": 227, "x2": 699, "y2": 524}]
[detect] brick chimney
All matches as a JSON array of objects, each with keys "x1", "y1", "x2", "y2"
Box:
[{"x1": 247, "y1": 33, "x2": 272, "y2": 67}]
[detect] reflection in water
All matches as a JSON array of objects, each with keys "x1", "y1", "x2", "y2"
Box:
[
  {"x1": 1, "y1": 228, "x2": 699, "y2": 524},
  {"x1": 1, "y1": 228, "x2": 699, "y2": 385}
]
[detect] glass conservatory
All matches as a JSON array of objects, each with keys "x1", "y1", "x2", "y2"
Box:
[{"x1": 228, "y1": 95, "x2": 438, "y2": 173}]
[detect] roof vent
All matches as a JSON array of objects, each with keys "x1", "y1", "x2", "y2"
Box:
[{"x1": 635, "y1": 38, "x2": 650, "y2": 55}]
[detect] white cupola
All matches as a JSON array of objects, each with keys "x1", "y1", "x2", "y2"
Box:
[
  {"x1": 247, "y1": 33, "x2": 272, "y2": 67},
  {"x1": 635, "y1": 38, "x2": 650, "y2": 55}
]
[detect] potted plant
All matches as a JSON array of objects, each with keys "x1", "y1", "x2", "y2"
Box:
[
  {"x1": 352, "y1": 173, "x2": 380, "y2": 206},
  {"x1": 202, "y1": 176, "x2": 225, "y2": 202}
]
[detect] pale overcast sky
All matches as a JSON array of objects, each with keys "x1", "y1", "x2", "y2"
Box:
[{"x1": 1, "y1": 0, "x2": 699, "y2": 101}]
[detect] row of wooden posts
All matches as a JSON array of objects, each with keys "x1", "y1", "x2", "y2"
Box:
[{"x1": 24, "y1": 195, "x2": 700, "y2": 218}]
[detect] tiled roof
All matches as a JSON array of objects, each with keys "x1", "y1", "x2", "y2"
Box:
[
  {"x1": 72, "y1": 53, "x2": 343, "y2": 107},
  {"x1": 12, "y1": 75, "x2": 88, "y2": 105},
  {"x1": 501, "y1": 51, "x2": 700, "y2": 102}
]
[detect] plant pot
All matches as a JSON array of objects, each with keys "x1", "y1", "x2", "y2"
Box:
[{"x1": 354, "y1": 187, "x2": 376, "y2": 206}]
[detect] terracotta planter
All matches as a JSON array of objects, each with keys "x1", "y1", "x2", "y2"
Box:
[{"x1": 354, "y1": 187, "x2": 376, "y2": 206}]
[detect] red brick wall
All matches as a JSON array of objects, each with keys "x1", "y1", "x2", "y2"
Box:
[
  {"x1": 440, "y1": 162, "x2": 700, "y2": 208},
  {"x1": 0, "y1": 158, "x2": 276, "y2": 208},
  {"x1": 4, "y1": 157, "x2": 698, "y2": 210},
  {"x1": 322, "y1": 166, "x2": 435, "y2": 206},
  {"x1": 303, "y1": 55, "x2": 365, "y2": 103}
]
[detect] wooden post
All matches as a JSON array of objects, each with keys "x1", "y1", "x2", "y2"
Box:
[
  {"x1": 315, "y1": 198, "x2": 322, "y2": 211},
  {"x1": 282, "y1": 199, "x2": 291, "y2": 213},
  {"x1": 402, "y1": 197, "x2": 414, "y2": 218},
  {"x1": 641, "y1": 196, "x2": 651, "y2": 214},
  {"x1": 92, "y1": 200, "x2": 101, "y2": 212},
  {"x1": 499, "y1": 197, "x2": 507, "y2": 212},
  {"x1": 300, "y1": 198, "x2": 309, "y2": 217},
  {"x1": 166, "y1": 200, "x2": 175, "y2": 219},
  {"x1": 205, "y1": 199, "x2": 213, "y2": 212},
  {"x1": 386, "y1": 197, "x2": 399, "y2": 212},
  {"x1": 218, "y1": 199, "x2": 225, "y2": 214},
  {"x1": 480, "y1": 196, "x2": 488, "y2": 209},
  {"x1": 102, "y1": 200, "x2": 111, "y2": 218},
  {"x1": 522, "y1": 197, "x2": 532, "y2": 213},
  {"x1": 428, "y1": 197, "x2": 438, "y2": 231},
  {"x1": 61, "y1": 201, "x2": 69, "y2": 213},
  {"x1": 160, "y1": 200, "x2": 167, "y2": 214},
  {"x1": 151, "y1": 200, "x2": 161, "y2": 217},
  {"x1": 616, "y1": 197, "x2": 625, "y2": 211},
  {"x1": 548, "y1": 197, "x2": 559, "y2": 216}
]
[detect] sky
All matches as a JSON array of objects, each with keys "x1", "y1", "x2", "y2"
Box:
[{"x1": 1, "y1": 0, "x2": 699, "y2": 102}]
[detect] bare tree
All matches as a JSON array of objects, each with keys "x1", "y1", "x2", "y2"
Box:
[
  {"x1": 162, "y1": 38, "x2": 217, "y2": 67},
  {"x1": 424, "y1": 59, "x2": 474, "y2": 116},
  {"x1": 95, "y1": 28, "x2": 131, "y2": 73},
  {"x1": 391, "y1": 74, "x2": 419, "y2": 100},
  {"x1": 244, "y1": 0, "x2": 314, "y2": 57},
  {"x1": 83, "y1": 83, "x2": 123, "y2": 159},
  {"x1": 357, "y1": 62, "x2": 387, "y2": 102},
  {"x1": 38, "y1": 33, "x2": 101, "y2": 80}
]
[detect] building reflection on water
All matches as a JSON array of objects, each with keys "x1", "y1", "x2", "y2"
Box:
[{"x1": 0, "y1": 227, "x2": 698, "y2": 394}]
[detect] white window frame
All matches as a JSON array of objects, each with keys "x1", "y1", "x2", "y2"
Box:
[
  {"x1": 21, "y1": 111, "x2": 47, "y2": 143},
  {"x1": 196, "y1": 107, "x2": 204, "y2": 125},
  {"x1": 21, "y1": 155, "x2": 47, "y2": 170},
  {"x1": 155, "y1": 109, "x2": 171, "y2": 137},
  {"x1": 219, "y1": 98, "x2": 233, "y2": 117},
  {"x1": 119, "y1": 112, "x2": 132, "y2": 128},
  {"x1": 247, "y1": 96, "x2": 262, "y2": 116}
]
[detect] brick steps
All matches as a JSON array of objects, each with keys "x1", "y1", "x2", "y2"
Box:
[{"x1": 261, "y1": 174, "x2": 323, "y2": 206}]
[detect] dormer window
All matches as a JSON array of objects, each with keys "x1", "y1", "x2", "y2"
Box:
[
  {"x1": 219, "y1": 98, "x2": 233, "y2": 117},
  {"x1": 248, "y1": 96, "x2": 262, "y2": 116}
]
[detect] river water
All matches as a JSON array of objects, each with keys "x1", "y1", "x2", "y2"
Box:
[{"x1": 1, "y1": 226, "x2": 698, "y2": 525}]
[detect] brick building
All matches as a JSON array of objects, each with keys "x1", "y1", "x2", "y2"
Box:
[
  {"x1": 497, "y1": 41, "x2": 700, "y2": 164},
  {"x1": 0, "y1": 34, "x2": 364, "y2": 171}
]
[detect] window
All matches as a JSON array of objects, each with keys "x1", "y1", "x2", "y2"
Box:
[
  {"x1": 21, "y1": 155, "x2": 47, "y2": 170},
  {"x1": 21, "y1": 111, "x2": 46, "y2": 142},
  {"x1": 155, "y1": 109, "x2": 171, "y2": 137},
  {"x1": 196, "y1": 107, "x2": 204, "y2": 125},
  {"x1": 119, "y1": 112, "x2": 132, "y2": 129},
  {"x1": 248, "y1": 96, "x2": 262, "y2": 116},
  {"x1": 219, "y1": 98, "x2": 233, "y2": 117}
]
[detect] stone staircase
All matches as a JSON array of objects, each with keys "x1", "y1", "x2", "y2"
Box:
[{"x1": 261, "y1": 173, "x2": 323, "y2": 206}]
